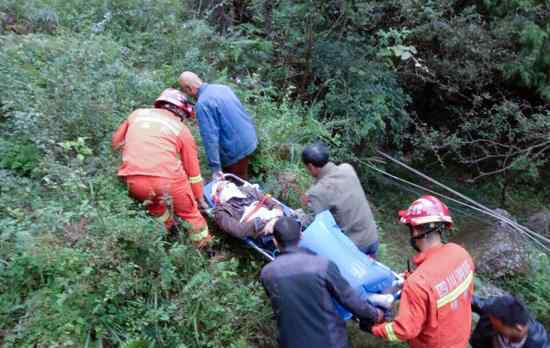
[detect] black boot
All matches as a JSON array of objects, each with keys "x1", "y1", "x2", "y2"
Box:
[{"x1": 166, "y1": 225, "x2": 180, "y2": 243}]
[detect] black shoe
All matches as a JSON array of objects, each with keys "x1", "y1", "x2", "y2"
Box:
[{"x1": 166, "y1": 226, "x2": 180, "y2": 243}]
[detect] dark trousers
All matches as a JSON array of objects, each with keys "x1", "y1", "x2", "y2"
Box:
[{"x1": 223, "y1": 156, "x2": 249, "y2": 179}]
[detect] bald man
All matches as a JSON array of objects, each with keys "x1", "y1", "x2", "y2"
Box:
[{"x1": 178, "y1": 71, "x2": 257, "y2": 179}]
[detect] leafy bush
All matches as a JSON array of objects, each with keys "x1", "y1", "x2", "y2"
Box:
[
  {"x1": 359, "y1": 0, "x2": 550, "y2": 188},
  {"x1": 0, "y1": 33, "x2": 162, "y2": 153},
  {"x1": 501, "y1": 20, "x2": 550, "y2": 101},
  {"x1": 1, "y1": 1, "x2": 548, "y2": 347},
  {"x1": 412, "y1": 101, "x2": 550, "y2": 186},
  {"x1": 0, "y1": 167, "x2": 272, "y2": 347},
  {"x1": 499, "y1": 253, "x2": 550, "y2": 326},
  {"x1": 0, "y1": 0, "x2": 185, "y2": 35},
  {"x1": 0, "y1": 138, "x2": 41, "y2": 176},
  {"x1": 321, "y1": 63, "x2": 411, "y2": 150}
]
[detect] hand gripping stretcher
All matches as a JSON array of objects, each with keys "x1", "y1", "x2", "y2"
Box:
[{"x1": 203, "y1": 174, "x2": 403, "y2": 318}]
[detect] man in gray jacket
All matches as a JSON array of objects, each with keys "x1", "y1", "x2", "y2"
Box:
[{"x1": 302, "y1": 143, "x2": 379, "y2": 256}]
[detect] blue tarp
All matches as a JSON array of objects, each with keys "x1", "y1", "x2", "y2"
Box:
[{"x1": 300, "y1": 210, "x2": 397, "y2": 319}]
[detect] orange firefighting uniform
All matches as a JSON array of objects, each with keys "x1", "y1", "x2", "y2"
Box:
[
  {"x1": 112, "y1": 108, "x2": 210, "y2": 245},
  {"x1": 372, "y1": 243, "x2": 474, "y2": 348}
]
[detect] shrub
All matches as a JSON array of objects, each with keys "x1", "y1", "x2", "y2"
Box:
[
  {"x1": 0, "y1": 33, "x2": 162, "y2": 153},
  {"x1": 499, "y1": 253, "x2": 550, "y2": 326},
  {"x1": 0, "y1": 138, "x2": 41, "y2": 176},
  {"x1": 1, "y1": 1, "x2": 548, "y2": 347},
  {"x1": 0, "y1": 0, "x2": 184, "y2": 35},
  {"x1": 411, "y1": 100, "x2": 550, "y2": 204},
  {"x1": 0, "y1": 166, "x2": 273, "y2": 347}
]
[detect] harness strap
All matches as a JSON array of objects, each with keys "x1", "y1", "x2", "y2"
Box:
[{"x1": 242, "y1": 194, "x2": 271, "y2": 224}]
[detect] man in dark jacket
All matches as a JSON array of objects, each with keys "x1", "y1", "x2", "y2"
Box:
[
  {"x1": 260, "y1": 216, "x2": 383, "y2": 348},
  {"x1": 178, "y1": 71, "x2": 257, "y2": 179},
  {"x1": 471, "y1": 295, "x2": 549, "y2": 348}
]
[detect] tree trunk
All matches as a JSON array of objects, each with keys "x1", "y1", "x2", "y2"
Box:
[
  {"x1": 501, "y1": 172, "x2": 510, "y2": 208},
  {"x1": 329, "y1": 0, "x2": 345, "y2": 22},
  {"x1": 301, "y1": 15, "x2": 314, "y2": 98},
  {"x1": 263, "y1": 0, "x2": 273, "y2": 37},
  {"x1": 209, "y1": 0, "x2": 233, "y2": 34},
  {"x1": 232, "y1": 0, "x2": 253, "y2": 25}
]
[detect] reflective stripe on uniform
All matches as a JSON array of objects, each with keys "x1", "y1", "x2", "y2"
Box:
[
  {"x1": 189, "y1": 175, "x2": 203, "y2": 184},
  {"x1": 385, "y1": 323, "x2": 400, "y2": 342},
  {"x1": 135, "y1": 115, "x2": 182, "y2": 136},
  {"x1": 410, "y1": 215, "x2": 452, "y2": 225},
  {"x1": 189, "y1": 227, "x2": 210, "y2": 242},
  {"x1": 436, "y1": 271, "x2": 474, "y2": 308},
  {"x1": 153, "y1": 209, "x2": 171, "y2": 223}
]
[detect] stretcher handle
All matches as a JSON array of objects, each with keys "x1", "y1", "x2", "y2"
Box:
[
  {"x1": 244, "y1": 238, "x2": 275, "y2": 261},
  {"x1": 221, "y1": 173, "x2": 249, "y2": 186},
  {"x1": 372, "y1": 259, "x2": 405, "y2": 288}
]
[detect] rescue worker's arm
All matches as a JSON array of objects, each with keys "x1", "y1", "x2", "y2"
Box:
[
  {"x1": 178, "y1": 127, "x2": 204, "y2": 200},
  {"x1": 325, "y1": 261, "x2": 383, "y2": 323},
  {"x1": 306, "y1": 191, "x2": 329, "y2": 215},
  {"x1": 196, "y1": 102, "x2": 222, "y2": 173},
  {"x1": 372, "y1": 280, "x2": 428, "y2": 342},
  {"x1": 111, "y1": 119, "x2": 129, "y2": 151}
]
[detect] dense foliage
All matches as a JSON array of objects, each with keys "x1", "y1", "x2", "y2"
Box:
[{"x1": 0, "y1": 0, "x2": 548, "y2": 347}]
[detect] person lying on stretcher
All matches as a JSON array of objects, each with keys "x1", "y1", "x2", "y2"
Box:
[{"x1": 211, "y1": 180, "x2": 285, "y2": 238}]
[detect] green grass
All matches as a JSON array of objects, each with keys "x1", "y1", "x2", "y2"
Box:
[{"x1": 0, "y1": 0, "x2": 548, "y2": 345}]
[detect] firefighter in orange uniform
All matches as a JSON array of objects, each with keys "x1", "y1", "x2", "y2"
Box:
[
  {"x1": 370, "y1": 195, "x2": 475, "y2": 348},
  {"x1": 112, "y1": 88, "x2": 212, "y2": 247}
]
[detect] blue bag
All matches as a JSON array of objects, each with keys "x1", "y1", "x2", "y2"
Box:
[{"x1": 300, "y1": 210, "x2": 398, "y2": 319}]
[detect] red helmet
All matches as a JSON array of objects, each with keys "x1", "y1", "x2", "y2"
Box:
[
  {"x1": 398, "y1": 195, "x2": 453, "y2": 227},
  {"x1": 154, "y1": 88, "x2": 195, "y2": 118}
]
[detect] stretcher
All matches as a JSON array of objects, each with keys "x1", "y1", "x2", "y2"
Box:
[
  {"x1": 203, "y1": 174, "x2": 403, "y2": 318},
  {"x1": 203, "y1": 173, "x2": 286, "y2": 260}
]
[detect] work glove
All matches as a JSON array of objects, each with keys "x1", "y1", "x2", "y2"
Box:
[
  {"x1": 359, "y1": 318, "x2": 375, "y2": 333},
  {"x1": 383, "y1": 307, "x2": 395, "y2": 321},
  {"x1": 358, "y1": 308, "x2": 384, "y2": 333}
]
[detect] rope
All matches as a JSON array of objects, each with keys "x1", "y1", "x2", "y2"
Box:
[
  {"x1": 371, "y1": 168, "x2": 488, "y2": 223},
  {"x1": 375, "y1": 151, "x2": 550, "y2": 245},
  {"x1": 360, "y1": 153, "x2": 550, "y2": 254}
]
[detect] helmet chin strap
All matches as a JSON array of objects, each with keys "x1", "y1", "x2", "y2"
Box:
[
  {"x1": 409, "y1": 224, "x2": 446, "y2": 252},
  {"x1": 161, "y1": 103, "x2": 187, "y2": 121}
]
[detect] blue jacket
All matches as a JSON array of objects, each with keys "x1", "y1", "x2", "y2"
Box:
[{"x1": 196, "y1": 83, "x2": 257, "y2": 172}]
